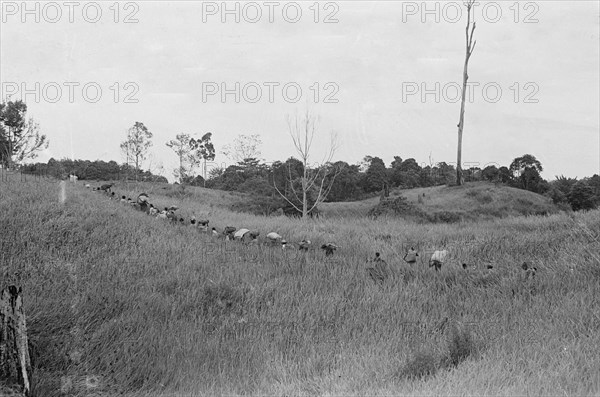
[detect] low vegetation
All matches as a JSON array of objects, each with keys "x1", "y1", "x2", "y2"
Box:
[{"x1": 2, "y1": 175, "x2": 600, "y2": 396}]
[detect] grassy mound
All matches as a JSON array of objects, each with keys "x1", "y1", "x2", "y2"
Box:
[{"x1": 322, "y1": 181, "x2": 560, "y2": 222}]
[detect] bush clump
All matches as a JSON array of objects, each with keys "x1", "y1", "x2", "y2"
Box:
[
  {"x1": 446, "y1": 327, "x2": 478, "y2": 367},
  {"x1": 398, "y1": 327, "x2": 479, "y2": 381},
  {"x1": 400, "y1": 351, "x2": 439, "y2": 380}
]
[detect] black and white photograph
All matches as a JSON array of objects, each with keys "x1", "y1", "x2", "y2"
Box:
[{"x1": 1, "y1": 1, "x2": 599, "y2": 396}]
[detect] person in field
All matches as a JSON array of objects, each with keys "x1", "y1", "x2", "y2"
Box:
[
  {"x1": 298, "y1": 239, "x2": 311, "y2": 251},
  {"x1": 366, "y1": 252, "x2": 389, "y2": 284},
  {"x1": 223, "y1": 226, "x2": 236, "y2": 240},
  {"x1": 137, "y1": 193, "x2": 149, "y2": 212},
  {"x1": 320, "y1": 243, "x2": 339, "y2": 256},
  {"x1": 234, "y1": 229, "x2": 259, "y2": 243},
  {"x1": 148, "y1": 204, "x2": 158, "y2": 216},
  {"x1": 429, "y1": 250, "x2": 448, "y2": 271},
  {"x1": 197, "y1": 219, "x2": 209, "y2": 232},
  {"x1": 157, "y1": 210, "x2": 168, "y2": 220},
  {"x1": 266, "y1": 232, "x2": 284, "y2": 246},
  {"x1": 522, "y1": 261, "x2": 537, "y2": 279},
  {"x1": 403, "y1": 247, "x2": 419, "y2": 264}
]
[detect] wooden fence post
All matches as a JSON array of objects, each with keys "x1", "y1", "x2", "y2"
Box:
[{"x1": 0, "y1": 285, "x2": 32, "y2": 396}]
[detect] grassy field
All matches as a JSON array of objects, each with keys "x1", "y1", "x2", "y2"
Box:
[{"x1": 1, "y1": 174, "x2": 600, "y2": 396}]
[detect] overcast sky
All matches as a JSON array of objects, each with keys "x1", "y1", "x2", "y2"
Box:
[{"x1": 1, "y1": 1, "x2": 599, "y2": 181}]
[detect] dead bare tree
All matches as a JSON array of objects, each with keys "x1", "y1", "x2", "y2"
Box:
[
  {"x1": 273, "y1": 109, "x2": 342, "y2": 220},
  {"x1": 456, "y1": 0, "x2": 477, "y2": 186}
]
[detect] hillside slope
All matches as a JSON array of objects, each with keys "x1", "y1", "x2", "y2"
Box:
[
  {"x1": 1, "y1": 176, "x2": 600, "y2": 396},
  {"x1": 320, "y1": 182, "x2": 560, "y2": 221}
]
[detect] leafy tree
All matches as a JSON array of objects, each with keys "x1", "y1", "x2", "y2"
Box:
[
  {"x1": 389, "y1": 157, "x2": 423, "y2": 188},
  {"x1": 546, "y1": 185, "x2": 569, "y2": 207},
  {"x1": 166, "y1": 133, "x2": 197, "y2": 183},
  {"x1": 237, "y1": 157, "x2": 269, "y2": 178},
  {"x1": 120, "y1": 122, "x2": 153, "y2": 181},
  {"x1": 551, "y1": 175, "x2": 577, "y2": 198},
  {"x1": 434, "y1": 162, "x2": 455, "y2": 185},
  {"x1": 509, "y1": 154, "x2": 543, "y2": 177},
  {"x1": 390, "y1": 156, "x2": 403, "y2": 169},
  {"x1": 231, "y1": 176, "x2": 286, "y2": 216},
  {"x1": 165, "y1": 133, "x2": 213, "y2": 184},
  {"x1": 190, "y1": 132, "x2": 216, "y2": 186},
  {"x1": 398, "y1": 158, "x2": 422, "y2": 188},
  {"x1": 47, "y1": 158, "x2": 65, "y2": 178},
  {"x1": 481, "y1": 165, "x2": 499, "y2": 182},
  {"x1": 182, "y1": 174, "x2": 205, "y2": 186},
  {"x1": 498, "y1": 166, "x2": 512, "y2": 183},
  {"x1": 568, "y1": 180, "x2": 597, "y2": 211},
  {"x1": 464, "y1": 167, "x2": 481, "y2": 182},
  {"x1": 0, "y1": 100, "x2": 48, "y2": 167},
  {"x1": 509, "y1": 154, "x2": 546, "y2": 193},
  {"x1": 327, "y1": 162, "x2": 364, "y2": 201},
  {"x1": 270, "y1": 158, "x2": 303, "y2": 199},
  {"x1": 587, "y1": 174, "x2": 600, "y2": 202},
  {"x1": 362, "y1": 157, "x2": 387, "y2": 193},
  {"x1": 418, "y1": 166, "x2": 435, "y2": 187},
  {"x1": 207, "y1": 166, "x2": 225, "y2": 180},
  {"x1": 399, "y1": 158, "x2": 421, "y2": 173},
  {"x1": 358, "y1": 155, "x2": 374, "y2": 172},
  {"x1": 207, "y1": 164, "x2": 245, "y2": 191},
  {"x1": 389, "y1": 156, "x2": 404, "y2": 187}
]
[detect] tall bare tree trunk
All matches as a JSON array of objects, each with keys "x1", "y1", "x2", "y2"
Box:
[
  {"x1": 125, "y1": 146, "x2": 130, "y2": 189},
  {"x1": 7, "y1": 127, "x2": 14, "y2": 170},
  {"x1": 302, "y1": 169, "x2": 308, "y2": 220},
  {"x1": 456, "y1": 0, "x2": 477, "y2": 186},
  {"x1": 0, "y1": 286, "x2": 32, "y2": 396},
  {"x1": 179, "y1": 153, "x2": 184, "y2": 184}
]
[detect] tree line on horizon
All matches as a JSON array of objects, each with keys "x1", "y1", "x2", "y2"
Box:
[{"x1": 16, "y1": 151, "x2": 600, "y2": 216}]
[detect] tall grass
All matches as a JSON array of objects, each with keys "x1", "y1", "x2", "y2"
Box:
[{"x1": 1, "y1": 176, "x2": 599, "y2": 396}]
